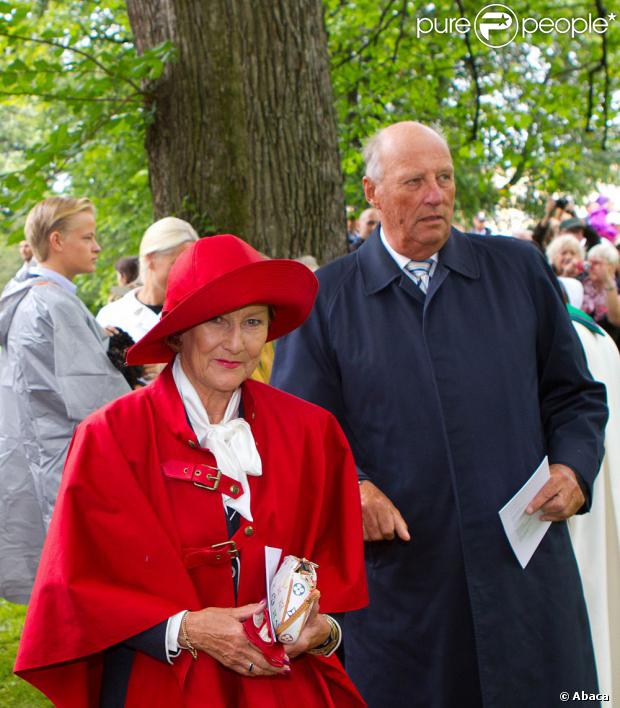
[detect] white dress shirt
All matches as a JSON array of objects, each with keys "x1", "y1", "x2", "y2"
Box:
[{"x1": 379, "y1": 226, "x2": 438, "y2": 281}]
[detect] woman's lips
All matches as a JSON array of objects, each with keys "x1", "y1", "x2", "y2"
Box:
[{"x1": 216, "y1": 359, "x2": 242, "y2": 369}]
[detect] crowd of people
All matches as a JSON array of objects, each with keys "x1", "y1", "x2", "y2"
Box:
[{"x1": 0, "y1": 120, "x2": 618, "y2": 708}]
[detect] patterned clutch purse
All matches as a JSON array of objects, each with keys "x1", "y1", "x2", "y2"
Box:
[{"x1": 269, "y1": 556, "x2": 320, "y2": 644}]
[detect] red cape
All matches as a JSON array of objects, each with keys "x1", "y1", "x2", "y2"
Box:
[{"x1": 15, "y1": 367, "x2": 368, "y2": 707}]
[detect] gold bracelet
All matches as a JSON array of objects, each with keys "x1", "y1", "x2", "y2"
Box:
[
  {"x1": 181, "y1": 612, "x2": 198, "y2": 660},
  {"x1": 309, "y1": 615, "x2": 341, "y2": 657}
]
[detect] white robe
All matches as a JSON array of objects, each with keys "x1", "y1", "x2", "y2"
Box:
[{"x1": 569, "y1": 322, "x2": 620, "y2": 704}]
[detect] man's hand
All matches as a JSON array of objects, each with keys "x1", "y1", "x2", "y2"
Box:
[
  {"x1": 525, "y1": 463, "x2": 585, "y2": 521},
  {"x1": 360, "y1": 480, "x2": 411, "y2": 542},
  {"x1": 181, "y1": 602, "x2": 290, "y2": 677},
  {"x1": 283, "y1": 594, "x2": 329, "y2": 658}
]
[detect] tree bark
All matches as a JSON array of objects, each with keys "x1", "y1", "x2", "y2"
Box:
[{"x1": 126, "y1": 0, "x2": 345, "y2": 260}]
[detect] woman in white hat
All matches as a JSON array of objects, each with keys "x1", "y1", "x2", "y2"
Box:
[{"x1": 96, "y1": 216, "x2": 199, "y2": 343}]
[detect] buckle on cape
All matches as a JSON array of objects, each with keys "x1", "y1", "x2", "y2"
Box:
[
  {"x1": 194, "y1": 466, "x2": 221, "y2": 491},
  {"x1": 211, "y1": 540, "x2": 239, "y2": 560}
]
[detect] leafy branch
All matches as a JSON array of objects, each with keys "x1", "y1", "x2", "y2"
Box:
[
  {"x1": 333, "y1": 0, "x2": 402, "y2": 68},
  {"x1": 0, "y1": 28, "x2": 146, "y2": 95},
  {"x1": 584, "y1": 0, "x2": 610, "y2": 149},
  {"x1": 0, "y1": 89, "x2": 141, "y2": 103},
  {"x1": 454, "y1": 0, "x2": 482, "y2": 142}
]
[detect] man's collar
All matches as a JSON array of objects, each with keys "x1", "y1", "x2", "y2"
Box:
[
  {"x1": 29, "y1": 265, "x2": 77, "y2": 294},
  {"x1": 439, "y1": 227, "x2": 480, "y2": 280},
  {"x1": 358, "y1": 225, "x2": 479, "y2": 295},
  {"x1": 379, "y1": 226, "x2": 438, "y2": 270}
]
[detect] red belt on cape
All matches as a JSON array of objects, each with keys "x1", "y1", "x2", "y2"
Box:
[{"x1": 162, "y1": 460, "x2": 244, "y2": 498}]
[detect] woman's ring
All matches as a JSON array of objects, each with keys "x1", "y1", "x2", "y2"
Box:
[{"x1": 248, "y1": 663, "x2": 254, "y2": 673}]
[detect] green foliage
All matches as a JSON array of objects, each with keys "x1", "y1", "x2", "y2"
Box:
[
  {"x1": 326, "y1": 0, "x2": 619, "y2": 221},
  {"x1": 0, "y1": 600, "x2": 50, "y2": 706},
  {"x1": 0, "y1": 0, "x2": 617, "y2": 301},
  {"x1": 0, "y1": 240, "x2": 21, "y2": 292},
  {"x1": 0, "y1": 0, "x2": 173, "y2": 307}
]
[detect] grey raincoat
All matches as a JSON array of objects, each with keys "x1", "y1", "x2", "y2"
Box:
[{"x1": 0, "y1": 276, "x2": 129, "y2": 603}]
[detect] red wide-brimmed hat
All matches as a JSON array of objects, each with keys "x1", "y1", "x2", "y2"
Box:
[{"x1": 126, "y1": 234, "x2": 318, "y2": 365}]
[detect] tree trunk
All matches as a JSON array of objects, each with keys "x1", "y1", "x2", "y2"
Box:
[{"x1": 125, "y1": 0, "x2": 345, "y2": 261}]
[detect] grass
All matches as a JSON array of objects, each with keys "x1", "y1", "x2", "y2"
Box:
[{"x1": 0, "y1": 600, "x2": 51, "y2": 707}]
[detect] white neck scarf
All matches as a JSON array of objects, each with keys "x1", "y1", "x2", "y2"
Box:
[{"x1": 172, "y1": 356, "x2": 262, "y2": 521}]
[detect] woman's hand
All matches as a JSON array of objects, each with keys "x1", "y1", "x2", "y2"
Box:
[
  {"x1": 181, "y1": 602, "x2": 290, "y2": 677},
  {"x1": 283, "y1": 596, "x2": 330, "y2": 658}
]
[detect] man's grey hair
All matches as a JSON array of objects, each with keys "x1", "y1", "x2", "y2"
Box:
[
  {"x1": 362, "y1": 121, "x2": 448, "y2": 183},
  {"x1": 363, "y1": 130, "x2": 386, "y2": 182}
]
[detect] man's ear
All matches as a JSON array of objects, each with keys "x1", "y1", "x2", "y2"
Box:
[
  {"x1": 363, "y1": 176, "x2": 379, "y2": 209},
  {"x1": 166, "y1": 334, "x2": 182, "y2": 353},
  {"x1": 48, "y1": 230, "x2": 64, "y2": 254}
]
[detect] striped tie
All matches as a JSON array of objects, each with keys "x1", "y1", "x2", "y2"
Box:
[{"x1": 405, "y1": 259, "x2": 434, "y2": 294}]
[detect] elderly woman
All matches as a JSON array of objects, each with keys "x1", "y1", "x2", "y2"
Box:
[
  {"x1": 582, "y1": 240, "x2": 620, "y2": 348},
  {"x1": 16, "y1": 235, "x2": 367, "y2": 707},
  {"x1": 545, "y1": 233, "x2": 585, "y2": 278},
  {"x1": 97, "y1": 216, "x2": 199, "y2": 342}
]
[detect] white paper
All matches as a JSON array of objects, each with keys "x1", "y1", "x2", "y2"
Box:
[
  {"x1": 265, "y1": 546, "x2": 282, "y2": 634},
  {"x1": 499, "y1": 456, "x2": 551, "y2": 569}
]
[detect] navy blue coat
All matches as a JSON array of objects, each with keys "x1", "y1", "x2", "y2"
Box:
[{"x1": 271, "y1": 229, "x2": 608, "y2": 708}]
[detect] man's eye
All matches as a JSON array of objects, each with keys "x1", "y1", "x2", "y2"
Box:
[
  {"x1": 438, "y1": 173, "x2": 453, "y2": 184},
  {"x1": 246, "y1": 319, "x2": 263, "y2": 326}
]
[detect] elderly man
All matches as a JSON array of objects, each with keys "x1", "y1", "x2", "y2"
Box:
[{"x1": 272, "y1": 122, "x2": 607, "y2": 707}]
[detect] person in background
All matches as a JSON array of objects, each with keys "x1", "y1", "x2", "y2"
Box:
[
  {"x1": 346, "y1": 205, "x2": 361, "y2": 252},
  {"x1": 1, "y1": 241, "x2": 38, "y2": 296},
  {"x1": 581, "y1": 241, "x2": 620, "y2": 349},
  {"x1": 588, "y1": 195, "x2": 619, "y2": 243},
  {"x1": 116, "y1": 255, "x2": 139, "y2": 287},
  {"x1": 562, "y1": 288, "x2": 620, "y2": 706},
  {"x1": 546, "y1": 234, "x2": 585, "y2": 278},
  {"x1": 15, "y1": 240, "x2": 36, "y2": 280},
  {"x1": 0, "y1": 197, "x2": 130, "y2": 604},
  {"x1": 532, "y1": 196, "x2": 576, "y2": 250},
  {"x1": 272, "y1": 121, "x2": 608, "y2": 708},
  {"x1": 350, "y1": 208, "x2": 381, "y2": 250},
  {"x1": 559, "y1": 216, "x2": 600, "y2": 252},
  {"x1": 471, "y1": 210, "x2": 492, "y2": 235},
  {"x1": 106, "y1": 255, "x2": 140, "y2": 302},
  {"x1": 96, "y1": 217, "x2": 198, "y2": 344}
]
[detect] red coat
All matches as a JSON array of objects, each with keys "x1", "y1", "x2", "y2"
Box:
[{"x1": 15, "y1": 366, "x2": 368, "y2": 707}]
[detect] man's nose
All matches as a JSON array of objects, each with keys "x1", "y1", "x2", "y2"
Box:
[
  {"x1": 93, "y1": 239, "x2": 102, "y2": 253},
  {"x1": 423, "y1": 178, "x2": 443, "y2": 205}
]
